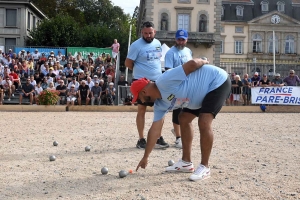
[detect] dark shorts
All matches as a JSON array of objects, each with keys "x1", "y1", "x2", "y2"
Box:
[
  {"x1": 172, "y1": 108, "x2": 182, "y2": 125},
  {"x1": 182, "y1": 76, "x2": 231, "y2": 118},
  {"x1": 132, "y1": 78, "x2": 154, "y2": 107},
  {"x1": 22, "y1": 93, "x2": 35, "y2": 98}
]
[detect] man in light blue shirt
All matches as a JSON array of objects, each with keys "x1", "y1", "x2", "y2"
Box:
[
  {"x1": 133, "y1": 58, "x2": 231, "y2": 182},
  {"x1": 164, "y1": 29, "x2": 193, "y2": 149},
  {"x1": 125, "y1": 21, "x2": 169, "y2": 149}
]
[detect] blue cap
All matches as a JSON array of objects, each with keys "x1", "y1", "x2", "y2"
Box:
[{"x1": 175, "y1": 29, "x2": 188, "y2": 40}]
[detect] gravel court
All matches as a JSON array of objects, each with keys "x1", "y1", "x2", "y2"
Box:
[{"x1": 0, "y1": 112, "x2": 299, "y2": 200}]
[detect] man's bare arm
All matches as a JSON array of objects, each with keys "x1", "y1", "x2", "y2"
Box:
[
  {"x1": 182, "y1": 58, "x2": 209, "y2": 76},
  {"x1": 125, "y1": 58, "x2": 134, "y2": 70}
]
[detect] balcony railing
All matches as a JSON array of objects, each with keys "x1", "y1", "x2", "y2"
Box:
[{"x1": 155, "y1": 31, "x2": 215, "y2": 44}]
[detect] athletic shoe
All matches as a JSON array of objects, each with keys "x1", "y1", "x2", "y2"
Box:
[
  {"x1": 155, "y1": 136, "x2": 169, "y2": 148},
  {"x1": 8, "y1": 98, "x2": 11, "y2": 101},
  {"x1": 175, "y1": 137, "x2": 182, "y2": 149},
  {"x1": 165, "y1": 159, "x2": 194, "y2": 173},
  {"x1": 189, "y1": 164, "x2": 211, "y2": 181},
  {"x1": 12, "y1": 94, "x2": 14, "y2": 97},
  {"x1": 136, "y1": 138, "x2": 146, "y2": 149}
]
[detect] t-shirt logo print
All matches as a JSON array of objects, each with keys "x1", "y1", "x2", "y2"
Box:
[{"x1": 167, "y1": 94, "x2": 175, "y2": 101}]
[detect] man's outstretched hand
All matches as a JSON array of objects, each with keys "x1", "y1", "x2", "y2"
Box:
[{"x1": 136, "y1": 157, "x2": 148, "y2": 171}]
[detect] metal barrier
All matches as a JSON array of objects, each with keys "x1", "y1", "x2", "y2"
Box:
[{"x1": 117, "y1": 85, "x2": 131, "y2": 105}]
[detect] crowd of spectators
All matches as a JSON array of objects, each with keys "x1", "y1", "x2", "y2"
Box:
[
  {"x1": 227, "y1": 70, "x2": 300, "y2": 106},
  {"x1": 0, "y1": 47, "x2": 121, "y2": 105}
]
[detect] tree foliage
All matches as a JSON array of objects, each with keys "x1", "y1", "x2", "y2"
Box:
[{"x1": 28, "y1": 0, "x2": 138, "y2": 65}]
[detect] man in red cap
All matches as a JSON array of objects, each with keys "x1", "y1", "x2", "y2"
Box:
[{"x1": 134, "y1": 58, "x2": 231, "y2": 182}]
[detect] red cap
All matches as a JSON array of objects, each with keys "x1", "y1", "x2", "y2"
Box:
[{"x1": 130, "y1": 78, "x2": 150, "y2": 103}]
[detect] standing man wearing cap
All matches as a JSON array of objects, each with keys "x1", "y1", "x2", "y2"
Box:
[
  {"x1": 164, "y1": 29, "x2": 193, "y2": 149},
  {"x1": 251, "y1": 72, "x2": 261, "y2": 87},
  {"x1": 32, "y1": 49, "x2": 40, "y2": 68},
  {"x1": 134, "y1": 58, "x2": 231, "y2": 182},
  {"x1": 125, "y1": 21, "x2": 169, "y2": 149},
  {"x1": 271, "y1": 73, "x2": 284, "y2": 86},
  {"x1": 283, "y1": 70, "x2": 300, "y2": 86}
]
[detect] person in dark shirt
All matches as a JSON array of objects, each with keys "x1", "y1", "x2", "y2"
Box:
[
  {"x1": 19, "y1": 78, "x2": 35, "y2": 105},
  {"x1": 78, "y1": 81, "x2": 90, "y2": 105},
  {"x1": 259, "y1": 74, "x2": 271, "y2": 87},
  {"x1": 56, "y1": 80, "x2": 67, "y2": 105},
  {"x1": 34, "y1": 72, "x2": 42, "y2": 84},
  {"x1": 66, "y1": 70, "x2": 76, "y2": 83},
  {"x1": 117, "y1": 75, "x2": 129, "y2": 86},
  {"x1": 251, "y1": 72, "x2": 261, "y2": 87}
]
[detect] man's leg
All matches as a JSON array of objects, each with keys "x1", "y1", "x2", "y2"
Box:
[
  {"x1": 198, "y1": 113, "x2": 214, "y2": 167},
  {"x1": 78, "y1": 97, "x2": 81, "y2": 105},
  {"x1": 29, "y1": 93, "x2": 33, "y2": 104},
  {"x1": 19, "y1": 94, "x2": 23, "y2": 104},
  {"x1": 178, "y1": 112, "x2": 196, "y2": 162},
  {"x1": 136, "y1": 104, "x2": 147, "y2": 139}
]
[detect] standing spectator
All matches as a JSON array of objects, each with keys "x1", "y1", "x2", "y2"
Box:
[
  {"x1": 241, "y1": 74, "x2": 252, "y2": 106},
  {"x1": 19, "y1": 78, "x2": 35, "y2": 105},
  {"x1": 56, "y1": 80, "x2": 67, "y2": 105},
  {"x1": 231, "y1": 75, "x2": 243, "y2": 106},
  {"x1": 32, "y1": 49, "x2": 40, "y2": 64},
  {"x1": 271, "y1": 73, "x2": 284, "y2": 86},
  {"x1": 91, "y1": 81, "x2": 102, "y2": 105},
  {"x1": 251, "y1": 72, "x2": 261, "y2": 87},
  {"x1": 226, "y1": 72, "x2": 236, "y2": 106},
  {"x1": 106, "y1": 82, "x2": 116, "y2": 105},
  {"x1": 110, "y1": 39, "x2": 120, "y2": 63},
  {"x1": 259, "y1": 74, "x2": 271, "y2": 87},
  {"x1": 78, "y1": 81, "x2": 90, "y2": 105},
  {"x1": 125, "y1": 21, "x2": 169, "y2": 149},
  {"x1": 67, "y1": 85, "x2": 77, "y2": 106},
  {"x1": 283, "y1": 70, "x2": 300, "y2": 86},
  {"x1": 164, "y1": 29, "x2": 193, "y2": 149},
  {"x1": 117, "y1": 75, "x2": 128, "y2": 86},
  {"x1": 99, "y1": 79, "x2": 107, "y2": 103}
]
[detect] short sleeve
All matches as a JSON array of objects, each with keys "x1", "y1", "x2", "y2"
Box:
[
  {"x1": 126, "y1": 42, "x2": 139, "y2": 61},
  {"x1": 164, "y1": 51, "x2": 174, "y2": 69}
]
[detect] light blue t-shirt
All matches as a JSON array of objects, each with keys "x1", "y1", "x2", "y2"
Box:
[
  {"x1": 127, "y1": 38, "x2": 162, "y2": 81},
  {"x1": 153, "y1": 64, "x2": 228, "y2": 121},
  {"x1": 164, "y1": 46, "x2": 192, "y2": 69}
]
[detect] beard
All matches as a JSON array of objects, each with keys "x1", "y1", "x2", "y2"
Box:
[
  {"x1": 142, "y1": 36, "x2": 154, "y2": 43},
  {"x1": 144, "y1": 96, "x2": 153, "y2": 103},
  {"x1": 175, "y1": 43, "x2": 185, "y2": 50}
]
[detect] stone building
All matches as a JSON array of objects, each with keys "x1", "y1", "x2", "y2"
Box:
[{"x1": 0, "y1": 0, "x2": 47, "y2": 52}]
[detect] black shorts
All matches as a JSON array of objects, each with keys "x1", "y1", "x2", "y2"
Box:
[
  {"x1": 172, "y1": 108, "x2": 182, "y2": 125},
  {"x1": 22, "y1": 93, "x2": 35, "y2": 98},
  {"x1": 182, "y1": 76, "x2": 231, "y2": 118},
  {"x1": 132, "y1": 78, "x2": 154, "y2": 107}
]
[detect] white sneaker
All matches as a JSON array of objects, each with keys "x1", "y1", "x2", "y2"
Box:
[
  {"x1": 175, "y1": 137, "x2": 182, "y2": 148},
  {"x1": 12, "y1": 94, "x2": 14, "y2": 97},
  {"x1": 189, "y1": 164, "x2": 211, "y2": 181},
  {"x1": 8, "y1": 98, "x2": 11, "y2": 101},
  {"x1": 165, "y1": 159, "x2": 194, "y2": 173}
]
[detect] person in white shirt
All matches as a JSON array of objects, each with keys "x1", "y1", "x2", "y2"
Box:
[
  {"x1": 56, "y1": 51, "x2": 63, "y2": 61},
  {"x1": 86, "y1": 77, "x2": 94, "y2": 90},
  {"x1": 34, "y1": 82, "x2": 43, "y2": 104},
  {"x1": 29, "y1": 76, "x2": 37, "y2": 88},
  {"x1": 67, "y1": 77, "x2": 80, "y2": 91},
  {"x1": 1, "y1": 77, "x2": 13, "y2": 101}
]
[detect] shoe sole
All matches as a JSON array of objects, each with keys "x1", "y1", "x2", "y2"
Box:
[
  {"x1": 189, "y1": 174, "x2": 211, "y2": 182},
  {"x1": 166, "y1": 169, "x2": 194, "y2": 173},
  {"x1": 136, "y1": 145, "x2": 145, "y2": 149}
]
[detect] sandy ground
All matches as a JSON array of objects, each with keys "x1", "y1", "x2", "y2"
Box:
[{"x1": 0, "y1": 112, "x2": 299, "y2": 200}]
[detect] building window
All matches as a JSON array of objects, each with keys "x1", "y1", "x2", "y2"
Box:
[
  {"x1": 178, "y1": 0, "x2": 191, "y2": 3},
  {"x1": 27, "y1": 12, "x2": 31, "y2": 30},
  {"x1": 221, "y1": 40, "x2": 224, "y2": 54},
  {"x1": 252, "y1": 33, "x2": 262, "y2": 53},
  {"x1": 236, "y1": 6, "x2": 244, "y2": 17},
  {"x1": 285, "y1": 35, "x2": 295, "y2": 54},
  {"x1": 5, "y1": 38, "x2": 17, "y2": 50},
  {"x1": 268, "y1": 35, "x2": 279, "y2": 53},
  {"x1": 178, "y1": 14, "x2": 189, "y2": 31},
  {"x1": 199, "y1": 14, "x2": 207, "y2": 32},
  {"x1": 6, "y1": 9, "x2": 17, "y2": 27},
  {"x1": 235, "y1": 27, "x2": 243, "y2": 33},
  {"x1": 261, "y1": 1, "x2": 269, "y2": 12},
  {"x1": 235, "y1": 41, "x2": 243, "y2": 54},
  {"x1": 33, "y1": 16, "x2": 36, "y2": 29},
  {"x1": 161, "y1": 13, "x2": 168, "y2": 31},
  {"x1": 277, "y1": 1, "x2": 285, "y2": 12},
  {"x1": 221, "y1": 6, "x2": 224, "y2": 16}
]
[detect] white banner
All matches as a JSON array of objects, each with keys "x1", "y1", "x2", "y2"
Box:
[{"x1": 251, "y1": 87, "x2": 300, "y2": 105}]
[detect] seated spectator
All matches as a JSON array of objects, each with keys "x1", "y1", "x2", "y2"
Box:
[
  {"x1": 56, "y1": 80, "x2": 67, "y2": 105},
  {"x1": 106, "y1": 82, "x2": 116, "y2": 105},
  {"x1": 66, "y1": 85, "x2": 77, "y2": 106},
  {"x1": 231, "y1": 75, "x2": 243, "y2": 106},
  {"x1": 251, "y1": 72, "x2": 261, "y2": 87},
  {"x1": 77, "y1": 81, "x2": 90, "y2": 105},
  {"x1": 107, "y1": 75, "x2": 113, "y2": 84},
  {"x1": 19, "y1": 78, "x2": 35, "y2": 105},
  {"x1": 27, "y1": 59, "x2": 34, "y2": 76},
  {"x1": 67, "y1": 77, "x2": 80, "y2": 91},
  {"x1": 117, "y1": 75, "x2": 128, "y2": 86},
  {"x1": 123, "y1": 94, "x2": 133, "y2": 106},
  {"x1": 91, "y1": 81, "x2": 102, "y2": 105},
  {"x1": 106, "y1": 54, "x2": 112, "y2": 65},
  {"x1": 241, "y1": 74, "x2": 252, "y2": 106},
  {"x1": 86, "y1": 77, "x2": 94, "y2": 90},
  {"x1": 93, "y1": 68, "x2": 102, "y2": 79},
  {"x1": 259, "y1": 74, "x2": 271, "y2": 87},
  {"x1": 30, "y1": 75, "x2": 37, "y2": 88},
  {"x1": 9, "y1": 70, "x2": 20, "y2": 90},
  {"x1": 61, "y1": 73, "x2": 68, "y2": 85},
  {"x1": 66, "y1": 69, "x2": 76, "y2": 83},
  {"x1": 56, "y1": 51, "x2": 63, "y2": 61},
  {"x1": 63, "y1": 63, "x2": 72, "y2": 76},
  {"x1": 47, "y1": 82, "x2": 56, "y2": 91},
  {"x1": 99, "y1": 79, "x2": 107, "y2": 104},
  {"x1": 41, "y1": 62, "x2": 50, "y2": 77},
  {"x1": 46, "y1": 74, "x2": 54, "y2": 84},
  {"x1": 100, "y1": 53, "x2": 106, "y2": 64},
  {"x1": 35, "y1": 82, "x2": 43, "y2": 104},
  {"x1": 92, "y1": 75, "x2": 100, "y2": 83},
  {"x1": 53, "y1": 64, "x2": 60, "y2": 76},
  {"x1": 1, "y1": 76, "x2": 13, "y2": 101},
  {"x1": 271, "y1": 73, "x2": 284, "y2": 86},
  {"x1": 59, "y1": 55, "x2": 67, "y2": 67},
  {"x1": 283, "y1": 70, "x2": 300, "y2": 86},
  {"x1": 41, "y1": 78, "x2": 48, "y2": 90},
  {"x1": 77, "y1": 70, "x2": 86, "y2": 81},
  {"x1": 0, "y1": 83, "x2": 3, "y2": 104},
  {"x1": 34, "y1": 72, "x2": 42, "y2": 85}
]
